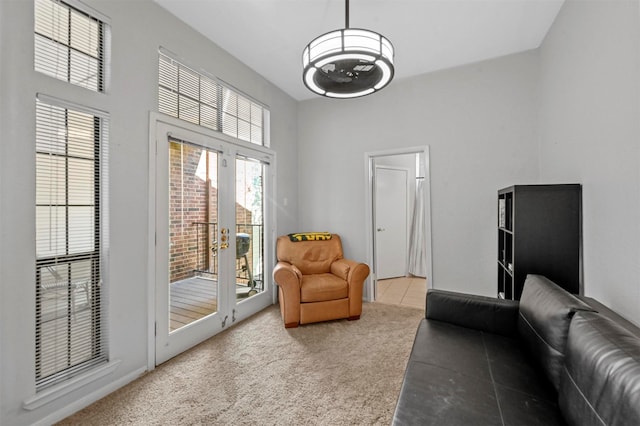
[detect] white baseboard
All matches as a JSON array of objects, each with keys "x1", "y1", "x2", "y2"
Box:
[{"x1": 32, "y1": 365, "x2": 147, "y2": 426}]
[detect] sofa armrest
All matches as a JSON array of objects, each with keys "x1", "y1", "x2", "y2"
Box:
[{"x1": 426, "y1": 289, "x2": 520, "y2": 337}]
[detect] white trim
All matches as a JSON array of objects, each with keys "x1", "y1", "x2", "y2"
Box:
[
  {"x1": 30, "y1": 365, "x2": 145, "y2": 426},
  {"x1": 62, "y1": 0, "x2": 112, "y2": 25},
  {"x1": 36, "y1": 93, "x2": 109, "y2": 118},
  {"x1": 364, "y1": 146, "x2": 433, "y2": 301},
  {"x1": 147, "y1": 112, "x2": 276, "y2": 369},
  {"x1": 23, "y1": 359, "x2": 122, "y2": 411}
]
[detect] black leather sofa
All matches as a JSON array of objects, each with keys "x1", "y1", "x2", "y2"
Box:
[{"x1": 392, "y1": 275, "x2": 640, "y2": 426}]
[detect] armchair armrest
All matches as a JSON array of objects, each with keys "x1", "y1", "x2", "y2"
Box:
[
  {"x1": 273, "y1": 261, "x2": 302, "y2": 289},
  {"x1": 331, "y1": 259, "x2": 369, "y2": 320},
  {"x1": 426, "y1": 289, "x2": 520, "y2": 337},
  {"x1": 331, "y1": 260, "x2": 350, "y2": 280},
  {"x1": 340, "y1": 259, "x2": 370, "y2": 285}
]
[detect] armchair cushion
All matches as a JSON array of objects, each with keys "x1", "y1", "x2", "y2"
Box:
[{"x1": 301, "y1": 274, "x2": 349, "y2": 303}]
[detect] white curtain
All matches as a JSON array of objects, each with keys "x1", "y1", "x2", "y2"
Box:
[{"x1": 408, "y1": 178, "x2": 427, "y2": 277}]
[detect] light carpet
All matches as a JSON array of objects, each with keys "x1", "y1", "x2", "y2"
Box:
[{"x1": 57, "y1": 302, "x2": 424, "y2": 425}]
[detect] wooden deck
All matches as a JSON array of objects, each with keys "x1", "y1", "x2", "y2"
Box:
[{"x1": 170, "y1": 276, "x2": 218, "y2": 332}]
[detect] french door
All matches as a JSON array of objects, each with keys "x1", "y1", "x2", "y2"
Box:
[{"x1": 153, "y1": 119, "x2": 274, "y2": 365}]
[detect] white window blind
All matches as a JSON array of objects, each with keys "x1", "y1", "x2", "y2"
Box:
[
  {"x1": 34, "y1": 0, "x2": 108, "y2": 92},
  {"x1": 35, "y1": 97, "x2": 109, "y2": 391},
  {"x1": 158, "y1": 52, "x2": 268, "y2": 146}
]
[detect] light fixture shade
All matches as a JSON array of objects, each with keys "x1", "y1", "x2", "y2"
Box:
[{"x1": 302, "y1": 28, "x2": 395, "y2": 98}]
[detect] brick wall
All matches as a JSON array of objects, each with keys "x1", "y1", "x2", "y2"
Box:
[{"x1": 168, "y1": 142, "x2": 256, "y2": 284}]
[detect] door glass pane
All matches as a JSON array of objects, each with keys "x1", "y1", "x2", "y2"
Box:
[
  {"x1": 168, "y1": 140, "x2": 219, "y2": 332},
  {"x1": 235, "y1": 156, "x2": 265, "y2": 301}
]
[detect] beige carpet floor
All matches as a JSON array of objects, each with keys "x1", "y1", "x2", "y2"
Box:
[{"x1": 57, "y1": 302, "x2": 424, "y2": 425}]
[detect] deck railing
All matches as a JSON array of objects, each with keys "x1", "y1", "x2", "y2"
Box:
[{"x1": 193, "y1": 222, "x2": 263, "y2": 285}]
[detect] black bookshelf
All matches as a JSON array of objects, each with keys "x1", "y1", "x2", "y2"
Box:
[{"x1": 498, "y1": 184, "x2": 582, "y2": 300}]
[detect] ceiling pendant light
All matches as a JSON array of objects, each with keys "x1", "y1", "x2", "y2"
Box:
[{"x1": 302, "y1": 0, "x2": 395, "y2": 99}]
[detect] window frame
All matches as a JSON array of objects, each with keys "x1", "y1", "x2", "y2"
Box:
[{"x1": 34, "y1": 93, "x2": 110, "y2": 392}]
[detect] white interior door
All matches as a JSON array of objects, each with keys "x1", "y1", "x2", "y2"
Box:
[
  {"x1": 374, "y1": 167, "x2": 408, "y2": 279},
  {"x1": 153, "y1": 120, "x2": 273, "y2": 365}
]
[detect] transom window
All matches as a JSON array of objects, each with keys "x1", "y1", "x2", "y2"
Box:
[
  {"x1": 158, "y1": 52, "x2": 269, "y2": 146},
  {"x1": 34, "y1": 0, "x2": 108, "y2": 92}
]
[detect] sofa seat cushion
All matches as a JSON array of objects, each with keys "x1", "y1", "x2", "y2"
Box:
[
  {"x1": 517, "y1": 275, "x2": 594, "y2": 390},
  {"x1": 559, "y1": 311, "x2": 640, "y2": 426},
  {"x1": 300, "y1": 273, "x2": 348, "y2": 303},
  {"x1": 392, "y1": 319, "x2": 564, "y2": 426}
]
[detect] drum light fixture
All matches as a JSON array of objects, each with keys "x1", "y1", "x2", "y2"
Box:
[{"x1": 302, "y1": 0, "x2": 395, "y2": 99}]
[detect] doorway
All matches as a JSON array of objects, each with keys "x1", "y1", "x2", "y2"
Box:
[
  {"x1": 364, "y1": 147, "x2": 433, "y2": 305},
  {"x1": 149, "y1": 115, "x2": 275, "y2": 366}
]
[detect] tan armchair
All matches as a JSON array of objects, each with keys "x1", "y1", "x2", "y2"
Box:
[{"x1": 273, "y1": 234, "x2": 370, "y2": 328}]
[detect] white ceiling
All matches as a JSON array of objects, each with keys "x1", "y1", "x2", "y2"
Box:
[{"x1": 154, "y1": 0, "x2": 565, "y2": 101}]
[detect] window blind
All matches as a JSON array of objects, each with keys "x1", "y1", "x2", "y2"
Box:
[
  {"x1": 158, "y1": 52, "x2": 268, "y2": 146},
  {"x1": 34, "y1": 0, "x2": 107, "y2": 92},
  {"x1": 35, "y1": 97, "x2": 109, "y2": 391}
]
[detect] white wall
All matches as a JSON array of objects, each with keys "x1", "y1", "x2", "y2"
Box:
[
  {"x1": 0, "y1": 1, "x2": 298, "y2": 424},
  {"x1": 538, "y1": 0, "x2": 640, "y2": 324},
  {"x1": 298, "y1": 51, "x2": 540, "y2": 296}
]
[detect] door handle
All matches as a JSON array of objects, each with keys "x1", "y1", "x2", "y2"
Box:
[
  {"x1": 220, "y1": 228, "x2": 229, "y2": 249},
  {"x1": 377, "y1": 228, "x2": 385, "y2": 232}
]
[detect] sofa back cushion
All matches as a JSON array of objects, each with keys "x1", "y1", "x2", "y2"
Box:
[
  {"x1": 517, "y1": 275, "x2": 594, "y2": 390},
  {"x1": 559, "y1": 311, "x2": 640, "y2": 426},
  {"x1": 276, "y1": 234, "x2": 343, "y2": 275}
]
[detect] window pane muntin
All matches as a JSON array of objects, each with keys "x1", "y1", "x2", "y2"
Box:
[
  {"x1": 68, "y1": 206, "x2": 95, "y2": 253},
  {"x1": 69, "y1": 9, "x2": 99, "y2": 58},
  {"x1": 178, "y1": 67, "x2": 199, "y2": 100},
  {"x1": 200, "y1": 77, "x2": 218, "y2": 106},
  {"x1": 238, "y1": 119, "x2": 251, "y2": 142},
  {"x1": 250, "y1": 103, "x2": 262, "y2": 126},
  {"x1": 69, "y1": 50, "x2": 99, "y2": 91},
  {"x1": 222, "y1": 112, "x2": 237, "y2": 138},
  {"x1": 67, "y1": 157, "x2": 94, "y2": 205},
  {"x1": 200, "y1": 104, "x2": 218, "y2": 130},
  {"x1": 178, "y1": 95, "x2": 199, "y2": 125},
  {"x1": 237, "y1": 95, "x2": 251, "y2": 122},
  {"x1": 35, "y1": 35, "x2": 70, "y2": 82},
  {"x1": 36, "y1": 154, "x2": 66, "y2": 205},
  {"x1": 35, "y1": 0, "x2": 69, "y2": 43},
  {"x1": 36, "y1": 206, "x2": 66, "y2": 258},
  {"x1": 158, "y1": 87, "x2": 178, "y2": 117},
  {"x1": 67, "y1": 110, "x2": 96, "y2": 159},
  {"x1": 222, "y1": 87, "x2": 237, "y2": 115},
  {"x1": 159, "y1": 55, "x2": 177, "y2": 88}
]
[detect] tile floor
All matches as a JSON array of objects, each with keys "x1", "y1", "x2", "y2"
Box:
[{"x1": 376, "y1": 276, "x2": 427, "y2": 310}]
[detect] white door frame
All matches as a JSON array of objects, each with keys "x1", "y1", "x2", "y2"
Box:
[
  {"x1": 147, "y1": 112, "x2": 277, "y2": 370},
  {"x1": 364, "y1": 146, "x2": 433, "y2": 301}
]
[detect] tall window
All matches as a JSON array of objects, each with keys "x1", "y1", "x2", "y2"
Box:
[
  {"x1": 158, "y1": 52, "x2": 269, "y2": 146},
  {"x1": 34, "y1": 0, "x2": 107, "y2": 92},
  {"x1": 35, "y1": 97, "x2": 109, "y2": 391}
]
